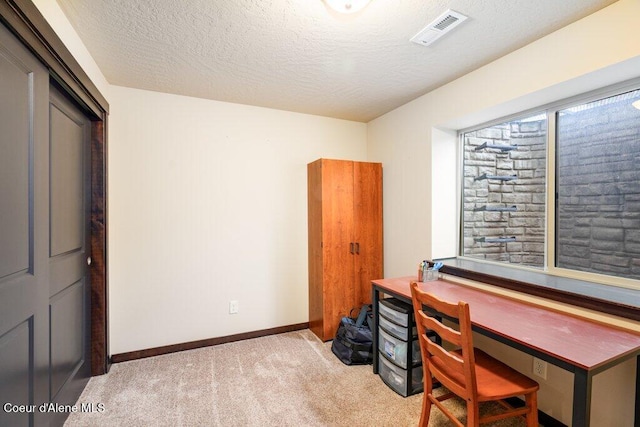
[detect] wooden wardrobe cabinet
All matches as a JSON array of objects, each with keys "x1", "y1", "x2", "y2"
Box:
[{"x1": 307, "y1": 158, "x2": 383, "y2": 341}]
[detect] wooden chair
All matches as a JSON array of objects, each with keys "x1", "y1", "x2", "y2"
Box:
[{"x1": 410, "y1": 281, "x2": 539, "y2": 427}]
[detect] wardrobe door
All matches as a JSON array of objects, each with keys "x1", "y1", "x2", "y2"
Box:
[
  {"x1": 353, "y1": 161, "x2": 383, "y2": 306},
  {"x1": 308, "y1": 159, "x2": 357, "y2": 340},
  {"x1": 321, "y1": 160, "x2": 355, "y2": 340}
]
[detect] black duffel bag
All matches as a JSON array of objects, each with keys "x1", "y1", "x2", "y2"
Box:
[{"x1": 331, "y1": 304, "x2": 373, "y2": 365}]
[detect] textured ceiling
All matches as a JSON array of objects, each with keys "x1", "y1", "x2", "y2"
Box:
[{"x1": 56, "y1": 0, "x2": 618, "y2": 122}]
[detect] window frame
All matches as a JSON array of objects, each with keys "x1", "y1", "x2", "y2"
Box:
[{"x1": 456, "y1": 77, "x2": 640, "y2": 314}]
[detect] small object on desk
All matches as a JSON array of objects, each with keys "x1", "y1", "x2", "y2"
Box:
[
  {"x1": 423, "y1": 268, "x2": 438, "y2": 282},
  {"x1": 418, "y1": 261, "x2": 442, "y2": 282},
  {"x1": 418, "y1": 260, "x2": 427, "y2": 282}
]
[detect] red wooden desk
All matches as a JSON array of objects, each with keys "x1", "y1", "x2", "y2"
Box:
[{"x1": 371, "y1": 276, "x2": 640, "y2": 427}]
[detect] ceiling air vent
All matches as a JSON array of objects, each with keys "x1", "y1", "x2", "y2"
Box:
[{"x1": 410, "y1": 9, "x2": 468, "y2": 47}]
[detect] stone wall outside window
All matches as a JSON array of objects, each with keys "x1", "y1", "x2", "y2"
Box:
[
  {"x1": 557, "y1": 94, "x2": 640, "y2": 280},
  {"x1": 463, "y1": 116, "x2": 546, "y2": 267}
]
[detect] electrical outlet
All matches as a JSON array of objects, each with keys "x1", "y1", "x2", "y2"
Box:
[
  {"x1": 229, "y1": 300, "x2": 239, "y2": 314},
  {"x1": 532, "y1": 357, "x2": 547, "y2": 379}
]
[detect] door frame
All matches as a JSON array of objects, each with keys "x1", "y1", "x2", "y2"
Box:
[{"x1": 0, "y1": 0, "x2": 110, "y2": 375}]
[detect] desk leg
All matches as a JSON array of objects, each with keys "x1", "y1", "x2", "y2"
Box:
[
  {"x1": 573, "y1": 369, "x2": 592, "y2": 427},
  {"x1": 372, "y1": 286, "x2": 380, "y2": 374}
]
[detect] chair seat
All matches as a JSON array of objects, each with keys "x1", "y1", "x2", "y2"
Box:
[{"x1": 453, "y1": 348, "x2": 539, "y2": 401}]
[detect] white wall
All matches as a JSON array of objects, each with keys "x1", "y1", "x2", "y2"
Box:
[
  {"x1": 33, "y1": 0, "x2": 368, "y2": 355},
  {"x1": 108, "y1": 86, "x2": 367, "y2": 353},
  {"x1": 367, "y1": 0, "x2": 640, "y2": 425}
]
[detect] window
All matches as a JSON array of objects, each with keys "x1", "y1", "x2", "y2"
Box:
[
  {"x1": 556, "y1": 89, "x2": 640, "y2": 281},
  {"x1": 461, "y1": 84, "x2": 640, "y2": 287},
  {"x1": 462, "y1": 113, "x2": 547, "y2": 268}
]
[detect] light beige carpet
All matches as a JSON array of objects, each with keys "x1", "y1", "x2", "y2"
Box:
[{"x1": 64, "y1": 329, "x2": 526, "y2": 426}]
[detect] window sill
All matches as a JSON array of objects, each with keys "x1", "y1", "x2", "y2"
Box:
[{"x1": 436, "y1": 258, "x2": 640, "y2": 322}]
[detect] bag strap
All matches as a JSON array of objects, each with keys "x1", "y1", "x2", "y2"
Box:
[
  {"x1": 341, "y1": 340, "x2": 372, "y2": 352},
  {"x1": 355, "y1": 304, "x2": 369, "y2": 328}
]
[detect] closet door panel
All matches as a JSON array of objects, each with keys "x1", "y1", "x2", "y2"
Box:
[
  {"x1": 0, "y1": 22, "x2": 50, "y2": 427},
  {"x1": 47, "y1": 86, "x2": 92, "y2": 423}
]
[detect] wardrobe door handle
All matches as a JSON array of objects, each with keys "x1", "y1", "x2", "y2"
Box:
[
  {"x1": 350, "y1": 242, "x2": 355, "y2": 254},
  {"x1": 355, "y1": 243, "x2": 360, "y2": 254}
]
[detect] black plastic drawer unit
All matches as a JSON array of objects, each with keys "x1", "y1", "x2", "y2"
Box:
[{"x1": 377, "y1": 298, "x2": 423, "y2": 397}]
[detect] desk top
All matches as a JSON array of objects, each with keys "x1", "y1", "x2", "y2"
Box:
[{"x1": 373, "y1": 276, "x2": 640, "y2": 371}]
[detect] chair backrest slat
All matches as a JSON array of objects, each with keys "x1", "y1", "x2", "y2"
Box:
[
  {"x1": 419, "y1": 312, "x2": 461, "y2": 347},
  {"x1": 411, "y1": 281, "x2": 478, "y2": 402}
]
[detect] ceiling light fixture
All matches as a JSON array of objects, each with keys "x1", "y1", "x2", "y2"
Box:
[
  {"x1": 633, "y1": 100, "x2": 640, "y2": 110},
  {"x1": 323, "y1": 0, "x2": 371, "y2": 14}
]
